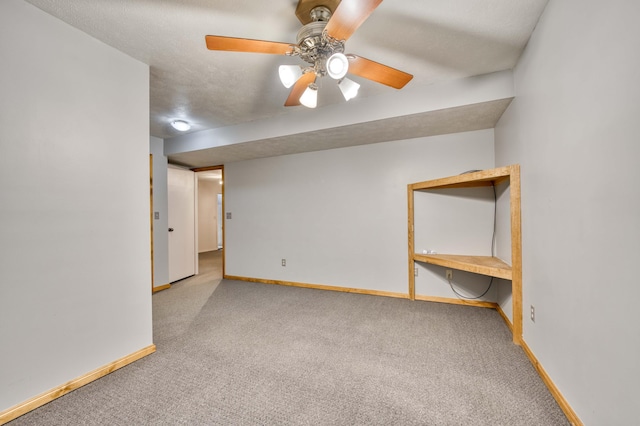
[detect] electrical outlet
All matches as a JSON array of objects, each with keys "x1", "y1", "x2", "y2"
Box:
[
  {"x1": 226, "y1": 212, "x2": 232, "y2": 219},
  {"x1": 446, "y1": 270, "x2": 453, "y2": 280},
  {"x1": 414, "y1": 267, "x2": 418, "y2": 276},
  {"x1": 530, "y1": 305, "x2": 535, "y2": 322},
  {"x1": 281, "y1": 259, "x2": 286, "y2": 267}
]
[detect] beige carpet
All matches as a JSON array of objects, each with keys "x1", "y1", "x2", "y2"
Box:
[{"x1": 10, "y1": 250, "x2": 568, "y2": 425}]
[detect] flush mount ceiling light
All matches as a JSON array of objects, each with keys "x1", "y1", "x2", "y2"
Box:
[
  {"x1": 171, "y1": 120, "x2": 191, "y2": 131},
  {"x1": 204, "y1": 0, "x2": 413, "y2": 109}
]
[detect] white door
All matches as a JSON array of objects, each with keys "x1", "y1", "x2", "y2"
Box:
[{"x1": 168, "y1": 166, "x2": 196, "y2": 282}]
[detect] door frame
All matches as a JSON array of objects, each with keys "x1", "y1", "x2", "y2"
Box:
[
  {"x1": 192, "y1": 165, "x2": 225, "y2": 277},
  {"x1": 150, "y1": 154, "x2": 154, "y2": 292},
  {"x1": 150, "y1": 154, "x2": 172, "y2": 293}
]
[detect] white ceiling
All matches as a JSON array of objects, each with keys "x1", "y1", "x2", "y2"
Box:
[
  {"x1": 197, "y1": 170, "x2": 222, "y2": 180},
  {"x1": 24, "y1": 0, "x2": 548, "y2": 165}
]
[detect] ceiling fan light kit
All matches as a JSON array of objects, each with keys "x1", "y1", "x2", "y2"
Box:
[
  {"x1": 338, "y1": 77, "x2": 360, "y2": 101},
  {"x1": 300, "y1": 83, "x2": 319, "y2": 108},
  {"x1": 279, "y1": 65, "x2": 303, "y2": 88},
  {"x1": 205, "y1": 0, "x2": 413, "y2": 108},
  {"x1": 327, "y1": 52, "x2": 349, "y2": 80}
]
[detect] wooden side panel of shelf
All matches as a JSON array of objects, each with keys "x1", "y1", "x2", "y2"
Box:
[
  {"x1": 510, "y1": 165, "x2": 522, "y2": 344},
  {"x1": 407, "y1": 164, "x2": 522, "y2": 345},
  {"x1": 407, "y1": 184, "x2": 416, "y2": 300}
]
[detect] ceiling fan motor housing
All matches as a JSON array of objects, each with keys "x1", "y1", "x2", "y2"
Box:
[
  {"x1": 296, "y1": 6, "x2": 345, "y2": 76},
  {"x1": 310, "y1": 5, "x2": 331, "y2": 22}
]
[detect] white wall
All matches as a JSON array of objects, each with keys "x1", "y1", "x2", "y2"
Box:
[
  {"x1": 225, "y1": 130, "x2": 494, "y2": 295},
  {"x1": 150, "y1": 136, "x2": 170, "y2": 287},
  {"x1": 494, "y1": 0, "x2": 640, "y2": 423},
  {"x1": 495, "y1": 181, "x2": 513, "y2": 320},
  {"x1": 198, "y1": 178, "x2": 221, "y2": 253},
  {"x1": 413, "y1": 184, "x2": 499, "y2": 303},
  {"x1": 0, "y1": 0, "x2": 152, "y2": 412}
]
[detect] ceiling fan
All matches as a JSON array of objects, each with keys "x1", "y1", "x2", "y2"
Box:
[{"x1": 205, "y1": 0, "x2": 413, "y2": 108}]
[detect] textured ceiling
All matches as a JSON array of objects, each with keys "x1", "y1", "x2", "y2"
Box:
[
  {"x1": 24, "y1": 0, "x2": 548, "y2": 165},
  {"x1": 169, "y1": 99, "x2": 513, "y2": 167}
]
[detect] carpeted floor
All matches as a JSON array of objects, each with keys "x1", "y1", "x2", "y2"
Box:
[{"x1": 9, "y1": 250, "x2": 569, "y2": 425}]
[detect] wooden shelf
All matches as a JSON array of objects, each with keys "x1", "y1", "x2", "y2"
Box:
[
  {"x1": 410, "y1": 165, "x2": 512, "y2": 191},
  {"x1": 413, "y1": 254, "x2": 512, "y2": 280},
  {"x1": 407, "y1": 164, "x2": 522, "y2": 344}
]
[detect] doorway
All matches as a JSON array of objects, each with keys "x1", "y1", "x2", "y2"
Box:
[{"x1": 195, "y1": 166, "x2": 224, "y2": 275}]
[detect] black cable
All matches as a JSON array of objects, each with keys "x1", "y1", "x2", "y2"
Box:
[
  {"x1": 448, "y1": 181, "x2": 496, "y2": 300},
  {"x1": 449, "y1": 276, "x2": 494, "y2": 300}
]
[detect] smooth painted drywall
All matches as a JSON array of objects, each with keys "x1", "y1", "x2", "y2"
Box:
[
  {"x1": 494, "y1": 0, "x2": 640, "y2": 423},
  {"x1": 150, "y1": 136, "x2": 170, "y2": 287},
  {"x1": 494, "y1": 181, "x2": 513, "y2": 321},
  {"x1": 413, "y1": 184, "x2": 498, "y2": 303},
  {"x1": 0, "y1": 0, "x2": 152, "y2": 412},
  {"x1": 198, "y1": 179, "x2": 221, "y2": 253},
  {"x1": 225, "y1": 130, "x2": 494, "y2": 295}
]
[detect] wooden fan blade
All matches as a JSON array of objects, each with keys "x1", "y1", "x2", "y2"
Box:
[
  {"x1": 324, "y1": 0, "x2": 383, "y2": 41},
  {"x1": 348, "y1": 55, "x2": 413, "y2": 89},
  {"x1": 205, "y1": 35, "x2": 294, "y2": 55},
  {"x1": 285, "y1": 72, "x2": 316, "y2": 107}
]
